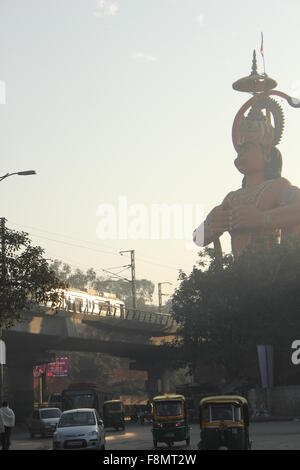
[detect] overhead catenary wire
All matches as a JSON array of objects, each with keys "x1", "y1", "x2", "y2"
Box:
[
  {"x1": 9, "y1": 221, "x2": 180, "y2": 268},
  {"x1": 26, "y1": 232, "x2": 121, "y2": 257},
  {"x1": 101, "y1": 269, "x2": 131, "y2": 282},
  {"x1": 114, "y1": 267, "x2": 131, "y2": 276},
  {"x1": 104, "y1": 265, "x2": 131, "y2": 271},
  {"x1": 46, "y1": 253, "x2": 125, "y2": 282},
  {"x1": 8, "y1": 221, "x2": 180, "y2": 272},
  {"x1": 8, "y1": 221, "x2": 118, "y2": 253}
]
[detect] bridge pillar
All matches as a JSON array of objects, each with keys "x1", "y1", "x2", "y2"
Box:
[
  {"x1": 161, "y1": 369, "x2": 172, "y2": 394},
  {"x1": 130, "y1": 360, "x2": 177, "y2": 397},
  {"x1": 145, "y1": 368, "x2": 173, "y2": 397},
  {"x1": 8, "y1": 365, "x2": 34, "y2": 422},
  {"x1": 6, "y1": 351, "x2": 54, "y2": 422},
  {"x1": 145, "y1": 369, "x2": 162, "y2": 397}
]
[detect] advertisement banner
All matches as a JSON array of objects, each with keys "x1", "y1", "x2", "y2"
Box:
[
  {"x1": 257, "y1": 345, "x2": 274, "y2": 389},
  {"x1": 33, "y1": 357, "x2": 69, "y2": 378}
]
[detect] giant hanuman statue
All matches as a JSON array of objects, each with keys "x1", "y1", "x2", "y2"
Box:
[{"x1": 193, "y1": 49, "x2": 300, "y2": 258}]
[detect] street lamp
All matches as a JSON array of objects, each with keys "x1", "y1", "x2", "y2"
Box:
[
  {"x1": 0, "y1": 170, "x2": 37, "y2": 182},
  {"x1": 0, "y1": 168, "x2": 36, "y2": 400}
]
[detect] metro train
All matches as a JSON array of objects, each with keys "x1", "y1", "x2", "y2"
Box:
[{"x1": 49, "y1": 288, "x2": 126, "y2": 317}]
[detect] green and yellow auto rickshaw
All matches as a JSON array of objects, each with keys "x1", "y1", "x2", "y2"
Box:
[
  {"x1": 152, "y1": 394, "x2": 190, "y2": 449},
  {"x1": 198, "y1": 395, "x2": 251, "y2": 450},
  {"x1": 103, "y1": 400, "x2": 125, "y2": 431}
]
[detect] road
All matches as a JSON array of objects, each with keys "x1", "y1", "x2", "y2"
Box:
[{"x1": 9, "y1": 421, "x2": 300, "y2": 450}]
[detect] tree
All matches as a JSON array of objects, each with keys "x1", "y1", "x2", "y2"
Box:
[
  {"x1": 0, "y1": 227, "x2": 65, "y2": 328},
  {"x1": 171, "y1": 239, "x2": 300, "y2": 386},
  {"x1": 43, "y1": 352, "x2": 147, "y2": 399},
  {"x1": 49, "y1": 260, "x2": 71, "y2": 283},
  {"x1": 67, "y1": 352, "x2": 121, "y2": 390}
]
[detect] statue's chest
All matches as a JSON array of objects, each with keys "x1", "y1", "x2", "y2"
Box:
[{"x1": 228, "y1": 181, "x2": 275, "y2": 210}]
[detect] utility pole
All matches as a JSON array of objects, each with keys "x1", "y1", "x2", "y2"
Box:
[
  {"x1": 0, "y1": 217, "x2": 6, "y2": 402},
  {"x1": 158, "y1": 283, "x2": 163, "y2": 313},
  {"x1": 1, "y1": 217, "x2": 6, "y2": 279},
  {"x1": 38, "y1": 372, "x2": 46, "y2": 406},
  {"x1": 0, "y1": 338, "x2": 4, "y2": 403},
  {"x1": 120, "y1": 250, "x2": 137, "y2": 310},
  {"x1": 158, "y1": 282, "x2": 172, "y2": 313}
]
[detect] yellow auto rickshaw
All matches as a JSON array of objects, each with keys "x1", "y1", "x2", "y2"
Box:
[
  {"x1": 152, "y1": 394, "x2": 190, "y2": 449},
  {"x1": 198, "y1": 395, "x2": 251, "y2": 450},
  {"x1": 103, "y1": 400, "x2": 125, "y2": 431}
]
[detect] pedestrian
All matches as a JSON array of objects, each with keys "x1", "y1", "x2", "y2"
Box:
[{"x1": 0, "y1": 402, "x2": 15, "y2": 450}]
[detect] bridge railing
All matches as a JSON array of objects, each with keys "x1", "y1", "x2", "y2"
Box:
[
  {"x1": 43, "y1": 298, "x2": 175, "y2": 329},
  {"x1": 123, "y1": 308, "x2": 174, "y2": 327}
]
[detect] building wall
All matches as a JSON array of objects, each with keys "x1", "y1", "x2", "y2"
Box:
[
  {"x1": 248, "y1": 386, "x2": 300, "y2": 417},
  {"x1": 271, "y1": 386, "x2": 300, "y2": 416}
]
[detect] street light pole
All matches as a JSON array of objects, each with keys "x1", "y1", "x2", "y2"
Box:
[
  {"x1": 158, "y1": 282, "x2": 173, "y2": 313},
  {"x1": 0, "y1": 355, "x2": 3, "y2": 403},
  {"x1": 0, "y1": 169, "x2": 36, "y2": 402}
]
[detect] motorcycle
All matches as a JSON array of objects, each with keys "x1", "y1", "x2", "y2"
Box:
[
  {"x1": 139, "y1": 411, "x2": 152, "y2": 425},
  {"x1": 130, "y1": 413, "x2": 139, "y2": 423}
]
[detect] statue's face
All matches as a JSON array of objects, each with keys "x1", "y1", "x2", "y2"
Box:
[{"x1": 234, "y1": 141, "x2": 265, "y2": 175}]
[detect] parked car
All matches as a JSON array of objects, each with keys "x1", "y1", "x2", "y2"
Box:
[
  {"x1": 52, "y1": 408, "x2": 106, "y2": 450},
  {"x1": 28, "y1": 408, "x2": 62, "y2": 438}
]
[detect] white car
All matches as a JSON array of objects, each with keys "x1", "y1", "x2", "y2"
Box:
[{"x1": 53, "y1": 408, "x2": 106, "y2": 450}]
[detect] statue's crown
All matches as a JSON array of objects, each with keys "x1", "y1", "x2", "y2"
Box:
[{"x1": 232, "y1": 50, "x2": 284, "y2": 150}]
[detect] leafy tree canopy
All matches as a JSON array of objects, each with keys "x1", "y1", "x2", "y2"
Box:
[
  {"x1": 171, "y1": 239, "x2": 300, "y2": 386},
  {"x1": 0, "y1": 227, "x2": 65, "y2": 328}
]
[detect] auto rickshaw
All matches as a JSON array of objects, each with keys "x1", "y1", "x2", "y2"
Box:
[
  {"x1": 103, "y1": 400, "x2": 125, "y2": 431},
  {"x1": 152, "y1": 394, "x2": 190, "y2": 449},
  {"x1": 198, "y1": 395, "x2": 251, "y2": 450}
]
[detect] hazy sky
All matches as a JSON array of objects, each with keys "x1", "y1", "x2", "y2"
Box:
[{"x1": 1, "y1": 0, "x2": 300, "y2": 303}]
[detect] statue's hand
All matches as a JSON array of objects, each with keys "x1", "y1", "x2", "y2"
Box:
[
  {"x1": 232, "y1": 205, "x2": 263, "y2": 230},
  {"x1": 209, "y1": 206, "x2": 232, "y2": 235}
]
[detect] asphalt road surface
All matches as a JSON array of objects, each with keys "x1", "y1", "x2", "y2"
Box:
[{"x1": 9, "y1": 421, "x2": 300, "y2": 450}]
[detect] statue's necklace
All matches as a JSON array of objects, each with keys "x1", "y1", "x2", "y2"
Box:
[{"x1": 229, "y1": 180, "x2": 274, "y2": 208}]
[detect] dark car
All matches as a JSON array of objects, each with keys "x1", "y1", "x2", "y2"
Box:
[{"x1": 27, "y1": 408, "x2": 62, "y2": 438}]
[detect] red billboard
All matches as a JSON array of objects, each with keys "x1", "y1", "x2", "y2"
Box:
[{"x1": 33, "y1": 357, "x2": 70, "y2": 378}]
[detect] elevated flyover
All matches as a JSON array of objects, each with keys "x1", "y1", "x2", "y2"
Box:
[{"x1": 3, "y1": 302, "x2": 178, "y2": 420}]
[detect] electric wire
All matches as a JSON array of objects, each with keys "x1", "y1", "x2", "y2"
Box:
[{"x1": 8, "y1": 221, "x2": 180, "y2": 272}]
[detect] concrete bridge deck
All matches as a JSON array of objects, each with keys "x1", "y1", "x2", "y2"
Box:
[
  {"x1": 2, "y1": 305, "x2": 179, "y2": 420},
  {"x1": 4, "y1": 307, "x2": 176, "y2": 359}
]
